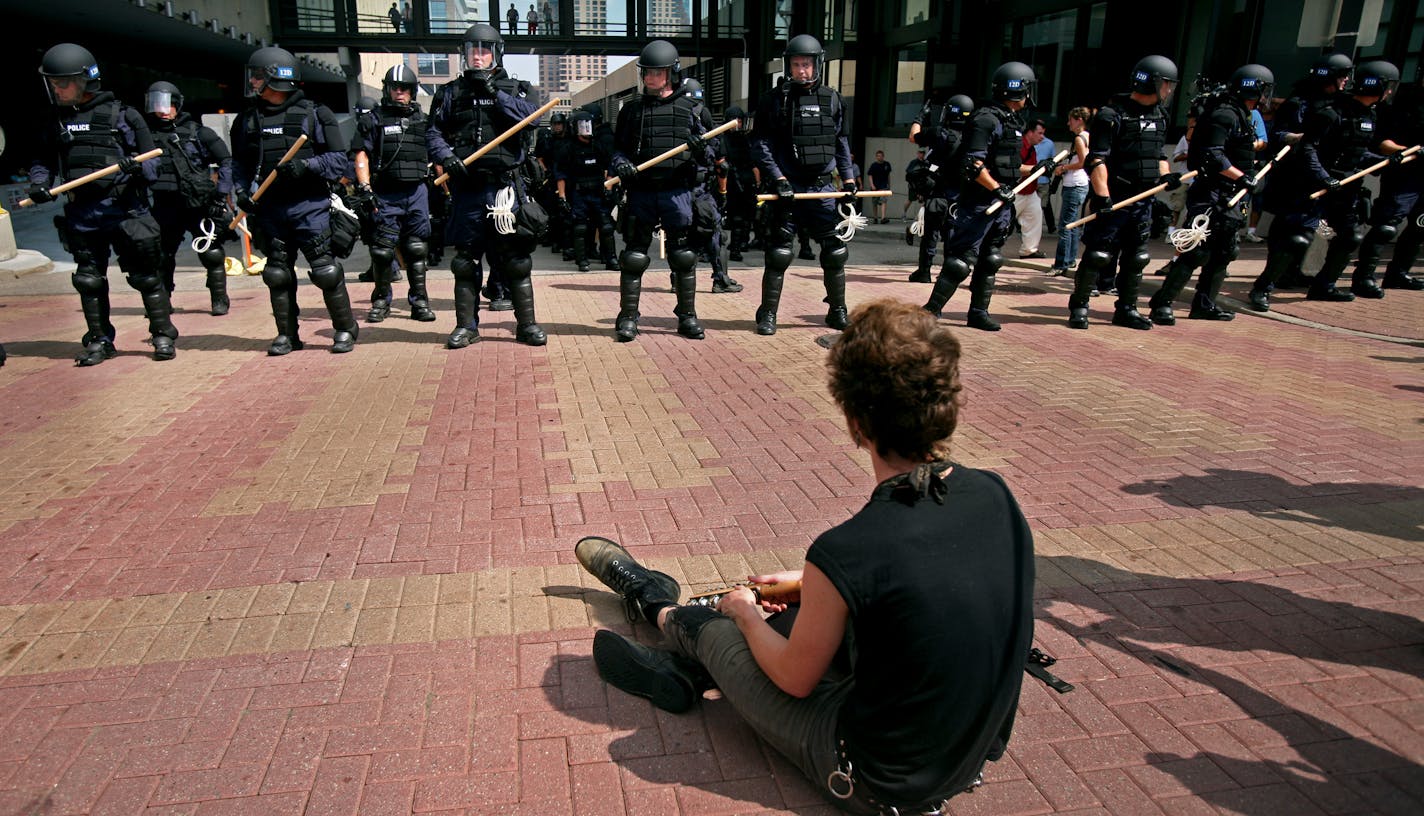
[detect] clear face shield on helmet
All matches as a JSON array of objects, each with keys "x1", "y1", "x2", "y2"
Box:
[
  {"x1": 146, "y1": 89, "x2": 177, "y2": 117},
  {"x1": 43, "y1": 74, "x2": 87, "y2": 105},
  {"x1": 640, "y1": 66, "x2": 670, "y2": 95},
  {"x1": 575, "y1": 118, "x2": 593, "y2": 138},
  {"x1": 245, "y1": 63, "x2": 295, "y2": 97},
  {"x1": 463, "y1": 41, "x2": 499, "y2": 75}
]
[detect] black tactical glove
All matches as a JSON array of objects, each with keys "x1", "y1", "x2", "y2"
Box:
[
  {"x1": 207, "y1": 194, "x2": 232, "y2": 222},
  {"x1": 26, "y1": 183, "x2": 55, "y2": 204},
  {"x1": 442, "y1": 156, "x2": 469, "y2": 182},
  {"x1": 1035, "y1": 157, "x2": 1059, "y2": 178},
  {"x1": 480, "y1": 74, "x2": 500, "y2": 98},
  {"x1": 684, "y1": 135, "x2": 704, "y2": 154},
  {"x1": 613, "y1": 160, "x2": 638, "y2": 185},
  {"x1": 1387, "y1": 151, "x2": 1409, "y2": 165},
  {"x1": 236, "y1": 189, "x2": 259, "y2": 215},
  {"x1": 1234, "y1": 174, "x2": 1259, "y2": 194},
  {"x1": 557, "y1": 196, "x2": 572, "y2": 218},
  {"x1": 775, "y1": 177, "x2": 795, "y2": 202},
  {"x1": 841, "y1": 179, "x2": 859, "y2": 202},
  {"x1": 117, "y1": 155, "x2": 142, "y2": 176},
  {"x1": 1157, "y1": 172, "x2": 1183, "y2": 191},
  {"x1": 353, "y1": 184, "x2": 378, "y2": 218},
  {"x1": 1320, "y1": 177, "x2": 1341, "y2": 193},
  {"x1": 993, "y1": 184, "x2": 1017, "y2": 208},
  {"x1": 278, "y1": 158, "x2": 310, "y2": 181},
  {"x1": 1087, "y1": 191, "x2": 1112, "y2": 212}
]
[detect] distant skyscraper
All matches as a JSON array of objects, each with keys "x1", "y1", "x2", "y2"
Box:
[{"x1": 539, "y1": 0, "x2": 610, "y2": 93}]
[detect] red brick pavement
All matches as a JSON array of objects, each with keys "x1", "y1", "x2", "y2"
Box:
[{"x1": 0, "y1": 255, "x2": 1421, "y2": 814}]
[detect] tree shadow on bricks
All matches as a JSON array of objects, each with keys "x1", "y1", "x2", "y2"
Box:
[
  {"x1": 1036, "y1": 555, "x2": 1423, "y2": 814},
  {"x1": 1121, "y1": 468, "x2": 1424, "y2": 542}
]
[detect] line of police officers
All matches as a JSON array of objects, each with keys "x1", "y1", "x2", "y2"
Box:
[{"x1": 25, "y1": 36, "x2": 1423, "y2": 368}]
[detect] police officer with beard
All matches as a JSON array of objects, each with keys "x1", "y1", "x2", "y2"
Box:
[
  {"x1": 1069, "y1": 56, "x2": 1178, "y2": 330},
  {"x1": 923, "y1": 62, "x2": 1044, "y2": 331},
  {"x1": 428, "y1": 23, "x2": 547, "y2": 348},
  {"x1": 1249, "y1": 61, "x2": 1401, "y2": 310},
  {"x1": 750, "y1": 34, "x2": 856, "y2": 335},
  {"x1": 143, "y1": 80, "x2": 234, "y2": 316},
  {"x1": 353, "y1": 65, "x2": 437, "y2": 325},
  {"x1": 555, "y1": 108, "x2": 619, "y2": 272},
  {"x1": 231, "y1": 46, "x2": 356, "y2": 355},
  {"x1": 720, "y1": 104, "x2": 760, "y2": 261},
  {"x1": 1351, "y1": 69, "x2": 1424, "y2": 294},
  {"x1": 29, "y1": 43, "x2": 179, "y2": 365},
  {"x1": 909, "y1": 93, "x2": 974, "y2": 284},
  {"x1": 1152, "y1": 65, "x2": 1268, "y2": 323},
  {"x1": 609, "y1": 39, "x2": 711, "y2": 341}
]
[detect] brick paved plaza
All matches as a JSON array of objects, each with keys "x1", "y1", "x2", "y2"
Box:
[{"x1": 0, "y1": 225, "x2": 1420, "y2": 815}]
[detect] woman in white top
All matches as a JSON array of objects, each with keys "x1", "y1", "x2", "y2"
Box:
[{"x1": 1052, "y1": 107, "x2": 1092, "y2": 274}]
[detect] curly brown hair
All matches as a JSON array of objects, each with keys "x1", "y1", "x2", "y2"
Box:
[{"x1": 826, "y1": 299, "x2": 964, "y2": 462}]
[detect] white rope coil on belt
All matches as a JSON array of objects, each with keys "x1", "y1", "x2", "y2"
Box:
[
  {"x1": 487, "y1": 186, "x2": 517, "y2": 235},
  {"x1": 835, "y1": 202, "x2": 870, "y2": 242},
  {"x1": 909, "y1": 205, "x2": 926, "y2": 236},
  {"x1": 1171, "y1": 213, "x2": 1212, "y2": 253},
  {"x1": 191, "y1": 218, "x2": 219, "y2": 254}
]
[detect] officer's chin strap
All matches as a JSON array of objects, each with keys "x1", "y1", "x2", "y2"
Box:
[
  {"x1": 1170, "y1": 212, "x2": 1211, "y2": 253},
  {"x1": 834, "y1": 202, "x2": 870, "y2": 242},
  {"x1": 488, "y1": 186, "x2": 517, "y2": 235},
  {"x1": 191, "y1": 218, "x2": 219, "y2": 254},
  {"x1": 909, "y1": 205, "x2": 926, "y2": 237}
]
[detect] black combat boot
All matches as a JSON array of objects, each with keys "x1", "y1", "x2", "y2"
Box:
[{"x1": 575, "y1": 536, "x2": 680, "y2": 624}]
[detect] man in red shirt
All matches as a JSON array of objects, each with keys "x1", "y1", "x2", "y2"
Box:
[{"x1": 1015, "y1": 119, "x2": 1046, "y2": 258}]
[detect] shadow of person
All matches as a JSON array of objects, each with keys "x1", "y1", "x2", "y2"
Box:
[
  {"x1": 535, "y1": 583, "x2": 820, "y2": 812},
  {"x1": 1036, "y1": 555, "x2": 1423, "y2": 813},
  {"x1": 0, "y1": 339, "x2": 90, "y2": 361},
  {"x1": 1121, "y1": 468, "x2": 1424, "y2": 542}
]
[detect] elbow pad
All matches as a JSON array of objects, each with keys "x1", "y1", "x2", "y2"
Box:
[{"x1": 960, "y1": 155, "x2": 985, "y2": 182}]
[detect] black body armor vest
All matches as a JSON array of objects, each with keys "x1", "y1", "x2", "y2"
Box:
[
  {"x1": 631, "y1": 94, "x2": 696, "y2": 183},
  {"x1": 150, "y1": 117, "x2": 207, "y2": 194},
  {"x1": 1318, "y1": 97, "x2": 1378, "y2": 177},
  {"x1": 242, "y1": 99, "x2": 321, "y2": 198},
  {"x1": 565, "y1": 140, "x2": 605, "y2": 188},
  {"x1": 56, "y1": 94, "x2": 124, "y2": 198},
  {"x1": 1104, "y1": 96, "x2": 1169, "y2": 193},
  {"x1": 370, "y1": 105, "x2": 429, "y2": 187},
  {"x1": 445, "y1": 76, "x2": 524, "y2": 171},
  {"x1": 983, "y1": 106, "x2": 1024, "y2": 186},
  {"x1": 784, "y1": 85, "x2": 840, "y2": 179}
]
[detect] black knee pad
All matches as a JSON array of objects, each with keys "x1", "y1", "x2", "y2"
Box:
[
  {"x1": 450, "y1": 253, "x2": 481, "y2": 282},
  {"x1": 1334, "y1": 229, "x2": 1363, "y2": 254},
  {"x1": 941, "y1": 254, "x2": 972, "y2": 283},
  {"x1": 72, "y1": 270, "x2": 107, "y2": 296},
  {"x1": 369, "y1": 244, "x2": 395, "y2": 269},
  {"x1": 126, "y1": 272, "x2": 164, "y2": 294},
  {"x1": 978, "y1": 247, "x2": 1004, "y2": 274},
  {"x1": 820, "y1": 243, "x2": 848, "y2": 270},
  {"x1": 503, "y1": 253, "x2": 533, "y2": 280},
  {"x1": 401, "y1": 236, "x2": 428, "y2": 261},
  {"x1": 766, "y1": 246, "x2": 794, "y2": 273},
  {"x1": 310, "y1": 263, "x2": 343, "y2": 291},
  {"x1": 195, "y1": 244, "x2": 225, "y2": 271},
  {"x1": 1081, "y1": 248, "x2": 1114, "y2": 270},
  {"x1": 1121, "y1": 247, "x2": 1151, "y2": 275},
  {"x1": 1371, "y1": 221, "x2": 1400, "y2": 244},
  {"x1": 261, "y1": 262, "x2": 295, "y2": 289},
  {"x1": 620, "y1": 250, "x2": 651, "y2": 276},
  {"x1": 667, "y1": 247, "x2": 697, "y2": 273}
]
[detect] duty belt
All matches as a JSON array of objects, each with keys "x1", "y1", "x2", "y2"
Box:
[{"x1": 828, "y1": 739, "x2": 981, "y2": 816}]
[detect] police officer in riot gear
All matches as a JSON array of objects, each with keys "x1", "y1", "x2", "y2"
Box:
[
  {"x1": 535, "y1": 111, "x2": 573, "y2": 265},
  {"x1": 721, "y1": 105, "x2": 760, "y2": 261},
  {"x1": 923, "y1": 61, "x2": 1045, "y2": 331},
  {"x1": 1351, "y1": 67, "x2": 1424, "y2": 294},
  {"x1": 353, "y1": 65, "x2": 437, "y2": 324},
  {"x1": 555, "y1": 107, "x2": 619, "y2": 272},
  {"x1": 428, "y1": 23, "x2": 547, "y2": 348},
  {"x1": 143, "y1": 80, "x2": 234, "y2": 316},
  {"x1": 231, "y1": 46, "x2": 356, "y2": 355},
  {"x1": 29, "y1": 43, "x2": 179, "y2": 365},
  {"x1": 1070, "y1": 56, "x2": 1178, "y2": 330},
  {"x1": 750, "y1": 34, "x2": 857, "y2": 335},
  {"x1": 1152, "y1": 65, "x2": 1267, "y2": 323},
  {"x1": 609, "y1": 39, "x2": 712, "y2": 341},
  {"x1": 680, "y1": 77, "x2": 741, "y2": 293},
  {"x1": 1250, "y1": 61, "x2": 1400, "y2": 310},
  {"x1": 909, "y1": 93, "x2": 974, "y2": 283}
]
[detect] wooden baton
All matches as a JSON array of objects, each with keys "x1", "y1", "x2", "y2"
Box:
[
  {"x1": 228, "y1": 134, "x2": 309, "y2": 230},
  {"x1": 1063, "y1": 169, "x2": 1201, "y2": 230},
  {"x1": 985, "y1": 148, "x2": 1070, "y2": 215},
  {"x1": 433, "y1": 96, "x2": 566, "y2": 187},
  {"x1": 1310, "y1": 144, "x2": 1421, "y2": 200},
  {"x1": 604, "y1": 118, "x2": 741, "y2": 190},
  {"x1": 18, "y1": 148, "x2": 163, "y2": 208},
  {"x1": 1227, "y1": 144, "x2": 1291, "y2": 208}
]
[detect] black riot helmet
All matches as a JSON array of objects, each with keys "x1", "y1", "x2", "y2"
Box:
[
  {"x1": 38, "y1": 43, "x2": 101, "y2": 104},
  {"x1": 1353, "y1": 60, "x2": 1400, "y2": 100},
  {"x1": 724, "y1": 105, "x2": 749, "y2": 130},
  {"x1": 991, "y1": 61, "x2": 1037, "y2": 105},
  {"x1": 462, "y1": 23, "x2": 504, "y2": 78},
  {"x1": 550, "y1": 111, "x2": 567, "y2": 134},
  {"x1": 945, "y1": 94, "x2": 975, "y2": 126},
  {"x1": 569, "y1": 108, "x2": 594, "y2": 139},
  {"x1": 1309, "y1": 52, "x2": 1354, "y2": 82},
  {"x1": 637, "y1": 40, "x2": 682, "y2": 90},
  {"x1": 1228, "y1": 64, "x2": 1274, "y2": 103},
  {"x1": 680, "y1": 77, "x2": 704, "y2": 101},
  {"x1": 246, "y1": 46, "x2": 300, "y2": 97},
  {"x1": 783, "y1": 34, "x2": 826, "y2": 88},
  {"x1": 381, "y1": 65, "x2": 418, "y2": 107},
  {"x1": 1131, "y1": 55, "x2": 1180, "y2": 100},
  {"x1": 355, "y1": 96, "x2": 378, "y2": 116},
  {"x1": 145, "y1": 80, "x2": 183, "y2": 117}
]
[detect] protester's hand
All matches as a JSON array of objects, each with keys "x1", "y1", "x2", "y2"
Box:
[
  {"x1": 1157, "y1": 172, "x2": 1183, "y2": 191},
  {"x1": 745, "y1": 571, "x2": 803, "y2": 612},
  {"x1": 715, "y1": 586, "x2": 762, "y2": 622},
  {"x1": 613, "y1": 160, "x2": 638, "y2": 184},
  {"x1": 236, "y1": 189, "x2": 259, "y2": 215},
  {"x1": 441, "y1": 156, "x2": 469, "y2": 182},
  {"x1": 993, "y1": 184, "x2": 1016, "y2": 208},
  {"x1": 775, "y1": 177, "x2": 795, "y2": 202},
  {"x1": 278, "y1": 159, "x2": 310, "y2": 181},
  {"x1": 117, "y1": 155, "x2": 142, "y2": 176},
  {"x1": 26, "y1": 183, "x2": 55, "y2": 204}
]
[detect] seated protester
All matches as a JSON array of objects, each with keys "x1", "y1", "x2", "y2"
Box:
[{"x1": 576, "y1": 298, "x2": 1035, "y2": 815}]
